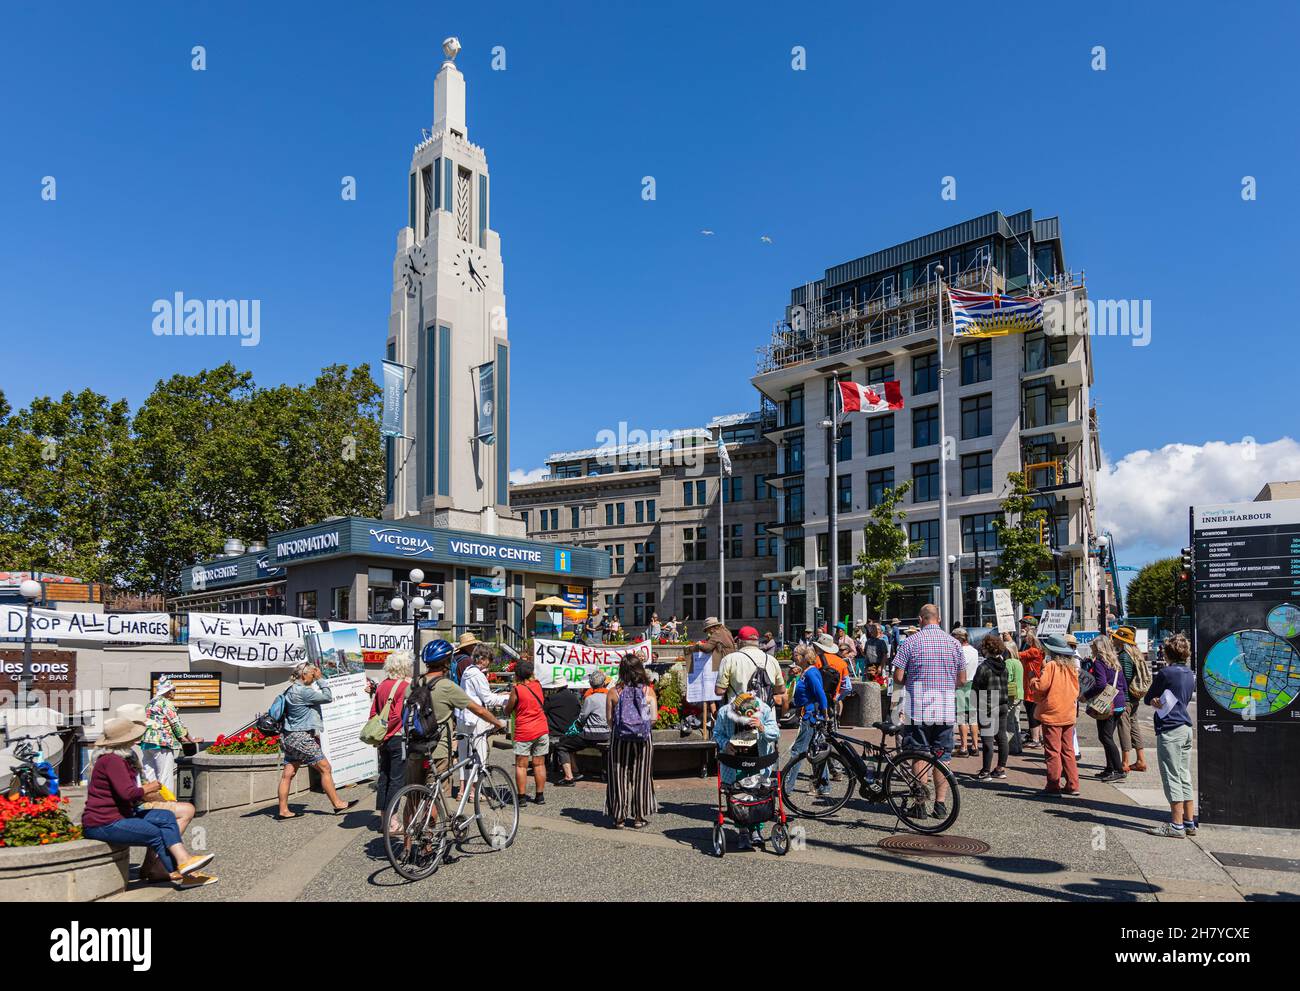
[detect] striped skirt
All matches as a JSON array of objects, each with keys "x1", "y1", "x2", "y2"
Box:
[{"x1": 605, "y1": 737, "x2": 655, "y2": 823}]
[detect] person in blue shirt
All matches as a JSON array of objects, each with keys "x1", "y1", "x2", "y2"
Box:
[
  {"x1": 787, "y1": 646, "x2": 830, "y2": 796},
  {"x1": 1143, "y1": 632, "x2": 1198, "y2": 838}
]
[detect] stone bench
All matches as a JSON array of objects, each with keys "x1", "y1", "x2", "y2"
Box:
[{"x1": 0, "y1": 839, "x2": 128, "y2": 902}]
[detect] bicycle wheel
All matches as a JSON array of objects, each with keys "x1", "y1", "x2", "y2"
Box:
[
  {"x1": 384, "y1": 784, "x2": 450, "y2": 880},
  {"x1": 474, "y1": 764, "x2": 519, "y2": 850},
  {"x1": 780, "y1": 746, "x2": 853, "y2": 819},
  {"x1": 883, "y1": 750, "x2": 961, "y2": 834}
]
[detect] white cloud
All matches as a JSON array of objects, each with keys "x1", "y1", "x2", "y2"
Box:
[
  {"x1": 509, "y1": 466, "x2": 548, "y2": 485},
  {"x1": 1098, "y1": 436, "x2": 1300, "y2": 565}
]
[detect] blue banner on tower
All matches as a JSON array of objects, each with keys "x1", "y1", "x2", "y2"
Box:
[{"x1": 381, "y1": 360, "x2": 405, "y2": 438}]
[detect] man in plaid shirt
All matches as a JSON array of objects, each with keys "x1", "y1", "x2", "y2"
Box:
[{"x1": 892, "y1": 604, "x2": 965, "y2": 817}]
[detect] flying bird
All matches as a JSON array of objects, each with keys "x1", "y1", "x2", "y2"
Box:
[{"x1": 760, "y1": 235, "x2": 773, "y2": 244}]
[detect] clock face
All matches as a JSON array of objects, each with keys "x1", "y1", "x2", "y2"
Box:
[
  {"x1": 402, "y1": 246, "x2": 428, "y2": 294},
  {"x1": 452, "y1": 246, "x2": 490, "y2": 294}
]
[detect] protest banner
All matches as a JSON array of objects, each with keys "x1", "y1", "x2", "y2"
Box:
[
  {"x1": 685, "y1": 650, "x2": 719, "y2": 703},
  {"x1": 532, "y1": 637, "x2": 651, "y2": 688},
  {"x1": 186, "y1": 613, "x2": 322, "y2": 667},
  {"x1": 992, "y1": 590, "x2": 1015, "y2": 634},
  {"x1": 1, "y1": 605, "x2": 171, "y2": 644},
  {"x1": 318, "y1": 672, "x2": 377, "y2": 787},
  {"x1": 1037, "y1": 609, "x2": 1073, "y2": 637},
  {"x1": 331, "y1": 622, "x2": 413, "y2": 668}
]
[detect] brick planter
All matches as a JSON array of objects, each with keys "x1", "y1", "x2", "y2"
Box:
[
  {"x1": 0, "y1": 839, "x2": 128, "y2": 902},
  {"x1": 191, "y1": 752, "x2": 309, "y2": 814}
]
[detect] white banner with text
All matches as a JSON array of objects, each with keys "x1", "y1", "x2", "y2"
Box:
[
  {"x1": 186, "y1": 613, "x2": 323, "y2": 667},
  {"x1": 532, "y1": 638, "x2": 652, "y2": 688}
]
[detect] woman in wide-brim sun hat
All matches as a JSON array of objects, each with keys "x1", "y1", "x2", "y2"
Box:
[
  {"x1": 139, "y1": 675, "x2": 200, "y2": 797},
  {"x1": 81, "y1": 718, "x2": 218, "y2": 889}
]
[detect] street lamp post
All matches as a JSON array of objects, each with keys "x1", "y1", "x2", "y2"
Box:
[{"x1": 17, "y1": 579, "x2": 42, "y2": 709}]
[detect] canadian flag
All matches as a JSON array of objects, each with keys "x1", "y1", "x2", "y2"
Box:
[{"x1": 838, "y1": 379, "x2": 904, "y2": 414}]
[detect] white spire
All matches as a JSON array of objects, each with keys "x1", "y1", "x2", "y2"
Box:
[{"x1": 433, "y1": 37, "x2": 466, "y2": 138}]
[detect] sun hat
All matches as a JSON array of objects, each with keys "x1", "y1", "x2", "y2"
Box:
[
  {"x1": 813, "y1": 633, "x2": 839, "y2": 654},
  {"x1": 152, "y1": 675, "x2": 177, "y2": 699},
  {"x1": 455, "y1": 631, "x2": 481, "y2": 650},
  {"x1": 95, "y1": 717, "x2": 146, "y2": 748},
  {"x1": 1040, "y1": 634, "x2": 1076, "y2": 656},
  {"x1": 732, "y1": 692, "x2": 761, "y2": 717},
  {"x1": 702, "y1": 616, "x2": 724, "y2": 632},
  {"x1": 737, "y1": 625, "x2": 759, "y2": 642},
  {"x1": 1064, "y1": 633, "x2": 1079, "y2": 647},
  {"x1": 1111, "y1": 626, "x2": 1137, "y2": 646},
  {"x1": 1020, "y1": 615, "x2": 1038, "y2": 628}
]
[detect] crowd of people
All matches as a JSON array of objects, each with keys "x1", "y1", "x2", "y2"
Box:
[{"x1": 75, "y1": 607, "x2": 1200, "y2": 890}]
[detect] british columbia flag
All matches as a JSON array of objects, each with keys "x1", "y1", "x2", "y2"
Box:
[{"x1": 948, "y1": 287, "x2": 1044, "y2": 337}]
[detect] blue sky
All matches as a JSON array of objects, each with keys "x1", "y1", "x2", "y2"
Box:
[{"x1": 2, "y1": 0, "x2": 1297, "y2": 570}]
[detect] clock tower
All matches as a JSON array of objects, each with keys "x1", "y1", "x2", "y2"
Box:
[{"x1": 385, "y1": 37, "x2": 520, "y2": 538}]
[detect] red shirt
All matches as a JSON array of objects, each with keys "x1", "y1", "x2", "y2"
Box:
[
  {"x1": 82, "y1": 752, "x2": 144, "y2": 829},
  {"x1": 369, "y1": 678, "x2": 408, "y2": 742},
  {"x1": 513, "y1": 680, "x2": 548, "y2": 742}
]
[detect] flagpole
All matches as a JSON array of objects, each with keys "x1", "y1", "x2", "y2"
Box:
[
  {"x1": 719, "y1": 439, "x2": 726, "y2": 628},
  {"x1": 827, "y1": 376, "x2": 840, "y2": 636},
  {"x1": 936, "y1": 265, "x2": 950, "y2": 625}
]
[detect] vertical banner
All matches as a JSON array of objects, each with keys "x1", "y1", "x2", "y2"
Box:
[
  {"x1": 476, "y1": 361, "x2": 495, "y2": 443},
  {"x1": 306, "y1": 629, "x2": 377, "y2": 787},
  {"x1": 381, "y1": 359, "x2": 405, "y2": 438},
  {"x1": 992, "y1": 589, "x2": 1015, "y2": 633},
  {"x1": 1192, "y1": 498, "x2": 1300, "y2": 828}
]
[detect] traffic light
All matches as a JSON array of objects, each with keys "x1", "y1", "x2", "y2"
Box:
[{"x1": 1177, "y1": 547, "x2": 1194, "y2": 604}]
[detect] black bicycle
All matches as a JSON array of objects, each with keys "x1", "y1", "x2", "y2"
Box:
[{"x1": 781, "y1": 718, "x2": 960, "y2": 834}]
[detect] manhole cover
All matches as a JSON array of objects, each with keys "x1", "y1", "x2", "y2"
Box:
[{"x1": 878, "y1": 834, "x2": 990, "y2": 857}]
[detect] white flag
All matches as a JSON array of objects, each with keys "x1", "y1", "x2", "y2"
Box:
[{"x1": 717, "y1": 435, "x2": 732, "y2": 476}]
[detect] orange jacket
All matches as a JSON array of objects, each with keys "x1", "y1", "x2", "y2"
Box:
[
  {"x1": 1020, "y1": 648, "x2": 1045, "y2": 702},
  {"x1": 815, "y1": 654, "x2": 852, "y2": 700},
  {"x1": 1028, "y1": 662, "x2": 1079, "y2": 725}
]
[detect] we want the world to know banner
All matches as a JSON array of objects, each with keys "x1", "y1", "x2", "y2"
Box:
[
  {"x1": 532, "y1": 638, "x2": 652, "y2": 688},
  {"x1": 0, "y1": 605, "x2": 171, "y2": 643},
  {"x1": 186, "y1": 613, "x2": 323, "y2": 667}
]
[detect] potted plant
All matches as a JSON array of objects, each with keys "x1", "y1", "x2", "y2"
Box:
[
  {"x1": 0, "y1": 794, "x2": 126, "y2": 901},
  {"x1": 191, "y1": 726, "x2": 308, "y2": 814},
  {"x1": 0, "y1": 794, "x2": 81, "y2": 849}
]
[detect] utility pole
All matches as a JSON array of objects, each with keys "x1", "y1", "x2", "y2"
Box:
[
  {"x1": 935, "y1": 266, "x2": 951, "y2": 625},
  {"x1": 824, "y1": 380, "x2": 841, "y2": 635}
]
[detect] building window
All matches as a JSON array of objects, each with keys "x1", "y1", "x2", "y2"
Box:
[
  {"x1": 1023, "y1": 381, "x2": 1070, "y2": 429},
  {"x1": 520, "y1": 510, "x2": 530, "y2": 530},
  {"x1": 867, "y1": 362, "x2": 894, "y2": 386},
  {"x1": 635, "y1": 500, "x2": 645, "y2": 523},
  {"x1": 646, "y1": 498, "x2": 656, "y2": 521},
  {"x1": 867, "y1": 468, "x2": 894, "y2": 509},
  {"x1": 722, "y1": 476, "x2": 744, "y2": 502},
  {"x1": 961, "y1": 394, "x2": 993, "y2": 439},
  {"x1": 570, "y1": 506, "x2": 580, "y2": 529},
  {"x1": 633, "y1": 592, "x2": 655, "y2": 628},
  {"x1": 912, "y1": 460, "x2": 939, "y2": 503},
  {"x1": 961, "y1": 451, "x2": 993, "y2": 495},
  {"x1": 837, "y1": 475, "x2": 852, "y2": 513},
  {"x1": 726, "y1": 523, "x2": 743, "y2": 559},
  {"x1": 783, "y1": 434, "x2": 804, "y2": 474},
  {"x1": 684, "y1": 526, "x2": 707, "y2": 561},
  {"x1": 960, "y1": 340, "x2": 992, "y2": 385},
  {"x1": 553, "y1": 462, "x2": 582, "y2": 479},
  {"x1": 331, "y1": 586, "x2": 350, "y2": 620},
  {"x1": 297, "y1": 590, "x2": 318, "y2": 618},
  {"x1": 1024, "y1": 330, "x2": 1069, "y2": 373},
  {"x1": 634, "y1": 540, "x2": 657, "y2": 572},
  {"x1": 603, "y1": 593, "x2": 625, "y2": 624},
  {"x1": 961, "y1": 512, "x2": 1003, "y2": 552},
  {"x1": 912, "y1": 352, "x2": 939, "y2": 395},
  {"x1": 683, "y1": 479, "x2": 707, "y2": 506},
  {"x1": 540, "y1": 510, "x2": 549, "y2": 532},
  {"x1": 726, "y1": 581, "x2": 743, "y2": 620},
  {"x1": 755, "y1": 579, "x2": 779, "y2": 620},
  {"x1": 605, "y1": 544, "x2": 626, "y2": 574},
  {"x1": 867, "y1": 414, "x2": 894, "y2": 456},
  {"x1": 913, "y1": 405, "x2": 939, "y2": 448},
  {"x1": 828, "y1": 422, "x2": 851, "y2": 462},
  {"x1": 784, "y1": 483, "x2": 804, "y2": 523},
  {"x1": 908, "y1": 520, "x2": 939, "y2": 558},
  {"x1": 683, "y1": 582, "x2": 708, "y2": 622}
]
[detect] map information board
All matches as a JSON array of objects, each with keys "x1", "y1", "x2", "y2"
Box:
[{"x1": 1193, "y1": 498, "x2": 1300, "y2": 828}]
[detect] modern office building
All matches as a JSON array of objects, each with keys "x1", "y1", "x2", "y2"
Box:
[
  {"x1": 752, "y1": 210, "x2": 1103, "y2": 630},
  {"x1": 509, "y1": 413, "x2": 783, "y2": 637},
  {"x1": 175, "y1": 40, "x2": 605, "y2": 645}
]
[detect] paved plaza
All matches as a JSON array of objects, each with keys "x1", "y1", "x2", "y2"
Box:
[{"x1": 106, "y1": 708, "x2": 1300, "y2": 903}]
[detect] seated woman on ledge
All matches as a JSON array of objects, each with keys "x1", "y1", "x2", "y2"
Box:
[{"x1": 81, "y1": 717, "x2": 218, "y2": 890}]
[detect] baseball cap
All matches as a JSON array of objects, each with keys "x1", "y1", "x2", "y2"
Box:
[{"x1": 738, "y1": 625, "x2": 759, "y2": 641}]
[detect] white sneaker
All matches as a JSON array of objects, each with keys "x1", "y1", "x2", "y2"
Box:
[{"x1": 1149, "y1": 822, "x2": 1187, "y2": 838}]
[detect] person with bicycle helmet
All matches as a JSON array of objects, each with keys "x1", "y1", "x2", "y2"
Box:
[{"x1": 407, "y1": 639, "x2": 506, "y2": 793}]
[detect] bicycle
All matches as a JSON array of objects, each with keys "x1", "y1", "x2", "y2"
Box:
[
  {"x1": 383, "y1": 726, "x2": 519, "y2": 881},
  {"x1": 781, "y1": 717, "x2": 960, "y2": 834}
]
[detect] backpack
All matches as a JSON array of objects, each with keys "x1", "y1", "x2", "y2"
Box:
[
  {"x1": 612, "y1": 684, "x2": 651, "y2": 740},
  {"x1": 740, "y1": 647, "x2": 777, "y2": 705},
  {"x1": 402, "y1": 677, "x2": 446, "y2": 752},
  {"x1": 254, "y1": 688, "x2": 291, "y2": 736},
  {"x1": 1129, "y1": 648, "x2": 1153, "y2": 696},
  {"x1": 816, "y1": 658, "x2": 842, "y2": 700}
]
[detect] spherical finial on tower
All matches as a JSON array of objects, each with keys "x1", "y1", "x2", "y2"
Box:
[{"x1": 442, "y1": 37, "x2": 461, "y2": 61}]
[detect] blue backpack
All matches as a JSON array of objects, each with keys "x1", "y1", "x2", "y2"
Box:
[
  {"x1": 255, "y1": 688, "x2": 291, "y2": 735},
  {"x1": 613, "y1": 684, "x2": 651, "y2": 740}
]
